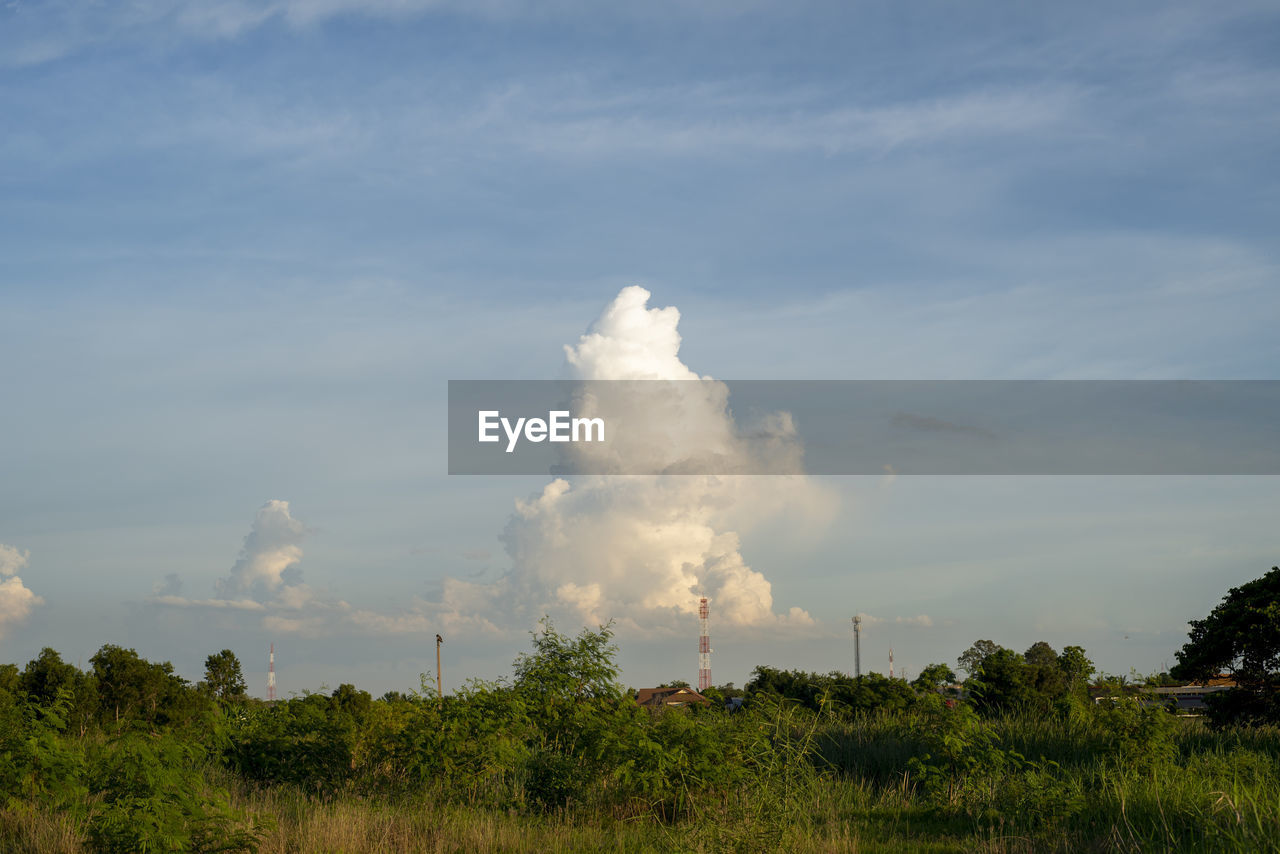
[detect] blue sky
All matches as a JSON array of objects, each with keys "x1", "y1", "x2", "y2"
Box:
[{"x1": 1, "y1": 1, "x2": 1278, "y2": 695}]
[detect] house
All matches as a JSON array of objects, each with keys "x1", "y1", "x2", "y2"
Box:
[
  {"x1": 635, "y1": 686, "x2": 710, "y2": 708},
  {"x1": 1141, "y1": 676, "x2": 1237, "y2": 712}
]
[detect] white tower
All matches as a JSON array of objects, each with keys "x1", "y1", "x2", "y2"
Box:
[
  {"x1": 267, "y1": 643, "x2": 277, "y2": 702},
  {"x1": 852, "y1": 615, "x2": 862, "y2": 678},
  {"x1": 698, "y1": 597, "x2": 711, "y2": 692}
]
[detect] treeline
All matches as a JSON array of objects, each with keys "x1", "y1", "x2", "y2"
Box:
[
  {"x1": 3, "y1": 598, "x2": 1279, "y2": 852},
  {"x1": 3, "y1": 622, "x2": 830, "y2": 851}
]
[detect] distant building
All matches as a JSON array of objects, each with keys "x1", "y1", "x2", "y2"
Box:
[
  {"x1": 635, "y1": 686, "x2": 711, "y2": 708},
  {"x1": 1141, "y1": 676, "x2": 1236, "y2": 712},
  {"x1": 1092, "y1": 675, "x2": 1237, "y2": 712}
]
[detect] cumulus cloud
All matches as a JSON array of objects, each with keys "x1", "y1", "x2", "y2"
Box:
[
  {"x1": 362, "y1": 285, "x2": 835, "y2": 639},
  {"x1": 215, "y1": 499, "x2": 306, "y2": 597},
  {"x1": 0, "y1": 543, "x2": 30, "y2": 577},
  {"x1": 151, "y1": 500, "x2": 327, "y2": 613},
  {"x1": 499, "y1": 286, "x2": 830, "y2": 630},
  {"x1": 0, "y1": 543, "x2": 43, "y2": 636},
  {"x1": 157, "y1": 289, "x2": 834, "y2": 639}
]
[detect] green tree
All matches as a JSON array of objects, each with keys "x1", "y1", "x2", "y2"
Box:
[
  {"x1": 966, "y1": 647, "x2": 1033, "y2": 712},
  {"x1": 0, "y1": 662, "x2": 18, "y2": 695},
  {"x1": 513, "y1": 618, "x2": 622, "y2": 702},
  {"x1": 203, "y1": 649, "x2": 247, "y2": 703},
  {"x1": 1023, "y1": 641, "x2": 1067, "y2": 703},
  {"x1": 91, "y1": 644, "x2": 206, "y2": 730},
  {"x1": 912, "y1": 663, "x2": 958, "y2": 693},
  {"x1": 1171, "y1": 566, "x2": 1280, "y2": 725},
  {"x1": 21, "y1": 648, "x2": 99, "y2": 736},
  {"x1": 20, "y1": 648, "x2": 79, "y2": 705},
  {"x1": 1058, "y1": 645, "x2": 1095, "y2": 696},
  {"x1": 746, "y1": 667, "x2": 916, "y2": 714},
  {"x1": 957, "y1": 639, "x2": 1000, "y2": 677}
]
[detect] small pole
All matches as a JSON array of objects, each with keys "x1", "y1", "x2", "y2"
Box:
[{"x1": 435, "y1": 633, "x2": 443, "y2": 707}]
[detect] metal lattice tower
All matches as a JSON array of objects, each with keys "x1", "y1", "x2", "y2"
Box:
[
  {"x1": 889, "y1": 647, "x2": 894, "y2": 680},
  {"x1": 698, "y1": 597, "x2": 711, "y2": 692},
  {"x1": 267, "y1": 643, "x2": 276, "y2": 702}
]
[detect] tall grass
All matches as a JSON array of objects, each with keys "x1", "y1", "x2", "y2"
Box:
[{"x1": 5, "y1": 707, "x2": 1280, "y2": 853}]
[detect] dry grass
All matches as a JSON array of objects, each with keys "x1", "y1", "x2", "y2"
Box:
[
  {"x1": 238, "y1": 787, "x2": 668, "y2": 854},
  {"x1": 0, "y1": 807, "x2": 87, "y2": 854}
]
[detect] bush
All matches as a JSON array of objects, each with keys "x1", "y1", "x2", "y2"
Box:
[{"x1": 88, "y1": 734, "x2": 263, "y2": 853}]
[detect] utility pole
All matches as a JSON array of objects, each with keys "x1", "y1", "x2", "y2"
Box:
[
  {"x1": 852, "y1": 615, "x2": 862, "y2": 678},
  {"x1": 267, "y1": 643, "x2": 276, "y2": 703},
  {"x1": 435, "y1": 634, "x2": 443, "y2": 707}
]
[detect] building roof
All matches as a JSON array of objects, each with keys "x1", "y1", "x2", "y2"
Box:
[{"x1": 635, "y1": 686, "x2": 710, "y2": 708}]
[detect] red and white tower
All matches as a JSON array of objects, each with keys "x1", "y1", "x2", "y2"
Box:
[
  {"x1": 888, "y1": 647, "x2": 894, "y2": 680},
  {"x1": 698, "y1": 597, "x2": 712, "y2": 692},
  {"x1": 267, "y1": 643, "x2": 276, "y2": 702}
]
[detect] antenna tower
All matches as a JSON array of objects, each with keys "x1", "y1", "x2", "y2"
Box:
[
  {"x1": 889, "y1": 647, "x2": 894, "y2": 680},
  {"x1": 267, "y1": 643, "x2": 276, "y2": 702},
  {"x1": 698, "y1": 597, "x2": 711, "y2": 692},
  {"x1": 852, "y1": 615, "x2": 862, "y2": 678}
]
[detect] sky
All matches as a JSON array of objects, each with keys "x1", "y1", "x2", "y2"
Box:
[{"x1": 1, "y1": 0, "x2": 1277, "y2": 697}]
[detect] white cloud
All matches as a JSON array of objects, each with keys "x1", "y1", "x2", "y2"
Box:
[
  {"x1": 0, "y1": 543, "x2": 30, "y2": 578},
  {"x1": 855, "y1": 612, "x2": 934, "y2": 628},
  {"x1": 150, "y1": 499, "x2": 324, "y2": 615},
  {"x1": 513, "y1": 86, "x2": 1081, "y2": 159},
  {"x1": 0, "y1": 543, "x2": 42, "y2": 636},
  {"x1": 215, "y1": 499, "x2": 306, "y2": 598},
  {"x1": 410, "y1": 286, "x2": 833, "y2": 635},
  {"x1": 150, "y1": 594, "x2": 266, "y2": 611},
  {"x1": 253, "y1": 287, "x2": 833, "y2": 639}
]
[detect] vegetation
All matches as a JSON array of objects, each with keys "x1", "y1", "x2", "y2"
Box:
[
  {"x1": 1172, "y1": 566, "x2": 1280, "y2": 727},
  {"x1": 3, "y1": 568, "x2": 1280, "y2": 852}
]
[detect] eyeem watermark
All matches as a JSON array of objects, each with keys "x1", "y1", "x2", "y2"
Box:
[
  {"x1": 478, "y1": 410, "x2": 606, "y2": 453},
  {"x1": 450, "y1": 379, "x2": 1280, "y2": 475}
]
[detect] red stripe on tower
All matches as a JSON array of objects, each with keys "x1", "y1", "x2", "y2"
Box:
[{"x1": 698, "y1": 597, "x2": 711, "y2": 692}]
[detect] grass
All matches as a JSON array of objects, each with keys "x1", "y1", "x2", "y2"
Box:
[{"x1": 4, "y1": 711, "x2": 1280, "y2": 853}]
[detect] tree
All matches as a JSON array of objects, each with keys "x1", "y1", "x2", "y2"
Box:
[
  {"x1": 513, "y1": 618, "x2": 621, "y2": 701},
  {"x1": 746, "y1": 666, "x2": 916, "y2": 714},
  {"x1": 20, "y1": 648, "x2": 80, "y2": 706},
  {"x1": 1058, "y1": 645, "x2": 1095, "y2": 696},
  {"x1": 1171, "y1": 566, "x2": 1280, "y2": 725},
  {"x1": 966, "y1": 648, "x2": 1034, "y2": 712},
  {"x1": 91, "y1": 644, "x2": 206, "y2": 730},
  {"x1": 331, "y1": 683, "x2": 372, "y2": 721},
  {"x1": 957, "y1": 640, "x2": 1001, "y2": 677},
  {"x1": 203, "y1": 650, "x2": 247, "y2": 703},
  {"x1": 912, "y1": 663, "x2": 957, "y2": 693},
  {"x1": 21, "y1": 647, "x2": 99, "y2": 736},
  {"x1": 1023, "y1": 641, "x2": 1067, "y2": 701}
]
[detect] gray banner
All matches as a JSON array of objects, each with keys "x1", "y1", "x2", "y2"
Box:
[{"x1": 448, "y1": 380, "x2": 1280, "y2": 475}]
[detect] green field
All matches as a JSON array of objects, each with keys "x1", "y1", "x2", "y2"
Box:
[{"x1": 3, "y1": 619, "x2": 1279, "y2": 853}]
